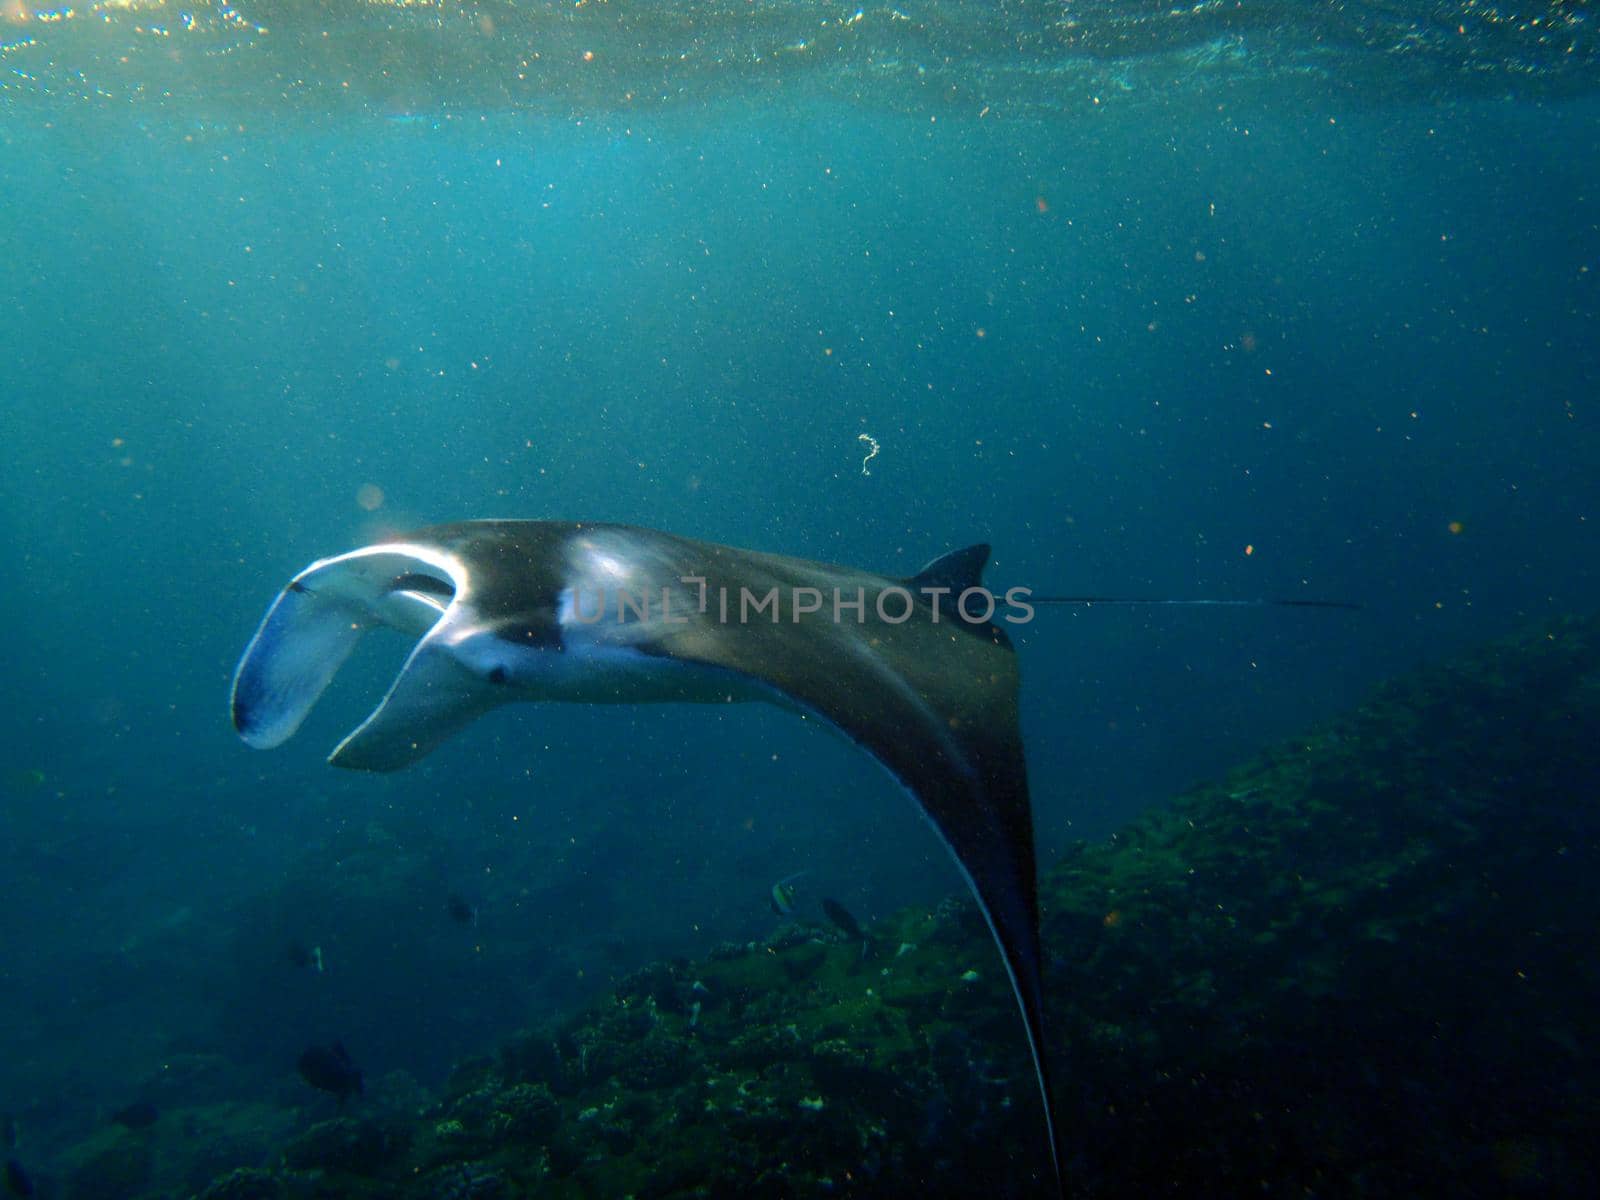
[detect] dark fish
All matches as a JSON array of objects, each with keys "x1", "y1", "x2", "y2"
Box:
[
  {"x1": 287, "y1": 941, "x2": 324, "y2": 972},
  {"x1": 821, "y1": 897, "x2": 864, "y2": 940},
  {"x1": 822, "y1": 897, "x2": 874, "y2": 959},
  {"x1": 297, "y1": 1041, "x2": 364, "y2": 1102},
  {"x1": 110, "y1": 1100, "x2": 159, "y2": 1130},
  {"x1": 3, "y1": 1159, "x2": 32, "y2": 1199},
  {"x1": 446, "y1": 893, "x2": 478, "y2": 926}
]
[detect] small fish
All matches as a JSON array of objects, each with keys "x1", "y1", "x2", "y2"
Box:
[
  {"x1": 110, "y1": 1100, "x2": 159, "y2": 1130},
  {"x1": 821, "y1": 897, "x2": 873, "y2": 958},
  {"x1": 769, "y1": 871, "x2": 808, "y2": 916},
  {"x1": 821, "y1": 897, "x2": 863, "y2": 939},
  {"x1": 3, "y1": 1159, "x2": 32, "y2": 1199},
  {"x1": 287, "y1": 942, "x2": 325, "y2": 973},
  {"x1": 297, "y1": 1041, "x2": 364, "y2": 1103},
  {"x1": 446, "y1": 893, "x2": 479, "y2": 927}
]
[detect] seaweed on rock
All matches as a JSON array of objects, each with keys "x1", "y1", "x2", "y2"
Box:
[{"x1": 167, "y1": 614, "x2": 1598, "y2": 1198}]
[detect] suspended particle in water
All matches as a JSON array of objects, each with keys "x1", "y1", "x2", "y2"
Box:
[
  {"x1": 357, "y1": 483, "x2": 385, "y2": 511},
  {"x1": 858, "y1": 433, "x2": 880, "y2": 477}
]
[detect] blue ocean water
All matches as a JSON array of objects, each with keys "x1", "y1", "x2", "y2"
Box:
[{"x1": 1, "y1": 1, "x2": 1597, "y2": 1182}]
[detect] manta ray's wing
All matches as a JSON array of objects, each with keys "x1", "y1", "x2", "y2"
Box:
[{"x1": 637, "y1": 546, "x2": 1063, "y2": 1187}]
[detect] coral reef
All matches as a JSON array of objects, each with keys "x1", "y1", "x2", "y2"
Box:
[{"x1": 47, "y1": 615, "x2": 1600, "y2": 1197}]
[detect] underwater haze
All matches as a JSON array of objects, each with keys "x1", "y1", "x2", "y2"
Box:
[{"x1": 1, "y1": 1, "x2": 1597, "y2": 1193}]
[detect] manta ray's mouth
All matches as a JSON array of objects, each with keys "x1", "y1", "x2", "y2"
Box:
[
  {"x1": 231, "y1": 544, "x2": 470, "y2": 755},
  {"x1": 387, "y1": 570, "x2": 456, "y2": 609}
]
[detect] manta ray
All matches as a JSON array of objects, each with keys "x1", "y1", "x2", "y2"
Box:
[{"x1": 231, "y1": 520, "x2": 1065, "y2": 1189}]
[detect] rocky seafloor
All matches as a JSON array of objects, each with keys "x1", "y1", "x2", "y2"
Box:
[{"x1": 48, "y1": 615, "x2": 1600, "y2": 1198}]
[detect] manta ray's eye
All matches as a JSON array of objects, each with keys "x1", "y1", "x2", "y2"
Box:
[{"x1": 487, "y1": 666, "x2": 509, "y2": 685}]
